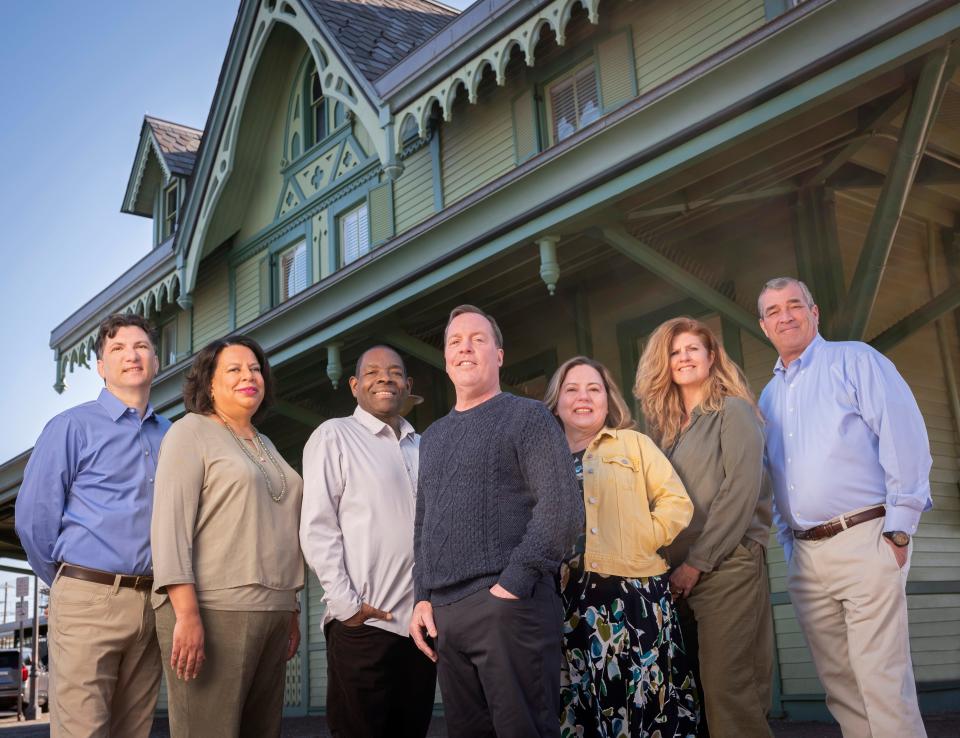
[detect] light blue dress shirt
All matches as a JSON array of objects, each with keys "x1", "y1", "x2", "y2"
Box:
[
  {"x1": 15, "y1": 388, "x2": 170, "y2": 585},
  {"x1": 759, "y1": 334, "x2": 932, "y2": 561}
]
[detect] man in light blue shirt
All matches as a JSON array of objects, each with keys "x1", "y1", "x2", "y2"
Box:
[
  {"x1": 16, "y1": 313, "x2": 170, "y2": 738},
  {"x1": 757, "y1": 277, "x2": 930, "y2": 738}
]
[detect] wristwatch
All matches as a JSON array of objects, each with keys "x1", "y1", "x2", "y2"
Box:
[{"x1": 883, "y1": 531, "x2": 910, "y2": 547}]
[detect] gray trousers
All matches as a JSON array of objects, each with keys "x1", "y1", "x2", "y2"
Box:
[
  {"x1": 433, "y1": 580, "x2": 563, "y2": 738},
  {"x1": 155, "y1": 602, "x2": 292, "y2": 738}
]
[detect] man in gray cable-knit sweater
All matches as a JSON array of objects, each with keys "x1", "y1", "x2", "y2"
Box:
[{"x1": 409, "y1": 304, "x2": 583, "y2": 738}]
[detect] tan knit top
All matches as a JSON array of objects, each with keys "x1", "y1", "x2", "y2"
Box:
[{"x1": 151, "y1": 412, "x2": 304, "y2": 611}]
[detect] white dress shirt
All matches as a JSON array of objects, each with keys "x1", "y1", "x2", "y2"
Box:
[{"x1": 300, "y1": 405, "x2": 419, "y2": 636}]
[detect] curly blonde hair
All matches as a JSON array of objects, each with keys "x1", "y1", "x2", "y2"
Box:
[{"x1": 634, "y1": 317, "x2": 759, "y2": 448}]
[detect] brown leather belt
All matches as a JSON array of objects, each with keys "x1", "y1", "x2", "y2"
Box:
[
  {"x1": 59, "y1": 564, "x2": 153, "y2": 591},
  {"x1": 793, "y1": 506, "x2": 885, "y2": 541}
]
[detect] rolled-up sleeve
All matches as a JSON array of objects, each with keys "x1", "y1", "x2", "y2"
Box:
[
  {"x1": 300, "y1": 425, "x2": 362, "y2": 622},
  {"x1": 16, "y1": 416, "x2": 78, "y2": 586},
  {"x1": 852, "y1": 351, "x2": 933, "y2": 535},
  {"x1": 151, "y1": 422, "x2": 205, "y2": 593}
]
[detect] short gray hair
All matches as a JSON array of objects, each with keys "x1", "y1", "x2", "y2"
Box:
[{"x1": 757, "y1": 277, "x2": 816, "y2": 317}]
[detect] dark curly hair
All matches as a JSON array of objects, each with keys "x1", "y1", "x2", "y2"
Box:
[
  {"x1": 94, "y1": 313, "x2": 158, "y2": 360},
  {"x1": 182, "y1": 335, "x2": 275, "y2": 425}
]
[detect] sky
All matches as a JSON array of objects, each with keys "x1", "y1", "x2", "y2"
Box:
[{"x1": 0, "y1": 0, "x2": 473, "y2": 591}]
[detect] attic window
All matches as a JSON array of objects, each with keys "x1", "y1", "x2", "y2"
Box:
[
  {"x1": 309, "y1": 71, "x2": 327, "y2": 147},
  {"x1": 547, "y1": 63, "x2": 600, "y2": 144},
  {"x1": 163, "y1": 181, "x2": 179, "y2": 239}
]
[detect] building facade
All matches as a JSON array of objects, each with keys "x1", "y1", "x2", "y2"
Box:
[{"x1": 2, "y1": 0, "x2": 959, "y2": 720}]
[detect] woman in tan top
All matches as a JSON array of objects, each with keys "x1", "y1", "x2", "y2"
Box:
[
  {"x1": 636, "y1": 318, "x2": 773, "y2": 738},
  {"x1": 152, "y1": 335, "x2": 304, "y2": 738},
  {"x1": 543, "y1": 356, "x2": 697, "y2": 737}
]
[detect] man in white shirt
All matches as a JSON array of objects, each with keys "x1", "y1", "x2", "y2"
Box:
[{"x1": 301, "y1": 345, "x2": 436, "y2": 738}]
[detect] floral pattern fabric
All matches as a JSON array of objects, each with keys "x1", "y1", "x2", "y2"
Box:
[{"x1": 560, "y1": 451, "x2": 699, "y2": 738}]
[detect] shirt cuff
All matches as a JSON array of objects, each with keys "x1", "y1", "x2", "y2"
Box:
[
  {"x1": 498, "y1": 564, "x2": 537, "y2": 599},
  {"x1": 884, "y1": 505, "x2": 922, "y2": 536},
  {"x1": 324, "y1": 592, "x2": 363, "y2": 623}
]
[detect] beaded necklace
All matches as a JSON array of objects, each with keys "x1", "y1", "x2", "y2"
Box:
[{"x1": 214, "y1": 411, "x2": 287, "y2": 503}]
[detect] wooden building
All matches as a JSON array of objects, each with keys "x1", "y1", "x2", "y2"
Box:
[{"x1": 1, "y1": 0, "x2": 959, "y2": 720}]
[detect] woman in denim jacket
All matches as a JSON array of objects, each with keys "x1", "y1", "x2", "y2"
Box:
[{"x1": 544, "y1": 356, "x2": 698, "y2": 738}]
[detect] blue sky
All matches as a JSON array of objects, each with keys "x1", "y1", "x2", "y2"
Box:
[{"x1": 0, "y1": 0, "x2": 473, "y2": 464}]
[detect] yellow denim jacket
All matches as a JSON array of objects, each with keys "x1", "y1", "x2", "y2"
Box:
[{"x1": 581, "y1": 427, "x2": 693, "y2": 578}]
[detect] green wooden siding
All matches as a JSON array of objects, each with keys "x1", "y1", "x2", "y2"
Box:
[
  {"x1": 394, "y1": 145, "x2": 435, "y2": 234},
  {"x1": 632, "y1": 0, "x2": 765, "y2": 94},
  {"x1": 191, "y1": 252, "x2": 231, "y2": 351},
  {"x1": 306, "y1": 571, "x2": 329, "y2": 709},
  {"x1": 597, "y1": 31, "x2": 637, "y2": 112},
  {"x1": 235, "y1": 254, "x2": 263, "y2": 328},
  {"x1": 441, "y1": 86, "x2": 515, "y2": 206},
  {"x1": 369, "y1": 181, "x2": 395, "y2": 246}
]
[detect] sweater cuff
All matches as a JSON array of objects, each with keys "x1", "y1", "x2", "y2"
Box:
[
  {"x1": 414, "y1": 585, "x2": 431, "y2": 604},
  {"x1": 498, "y1": 564, "x2": 537, "y2": 599}
]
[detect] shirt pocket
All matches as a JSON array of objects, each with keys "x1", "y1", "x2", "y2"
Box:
[{"x1": 598, "y1": 454, "x2": 639, "y2": 557}]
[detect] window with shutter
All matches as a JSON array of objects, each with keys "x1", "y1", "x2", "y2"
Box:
[
  {"x1": 278, "y1": 239, "x2": 308, "y2": 302},
  {"x1": 340, "y1": 202, "x2": 370, "y2": 266},
  {"x1": 547, "y1": 62, "x2": 600, "y2": 145}
]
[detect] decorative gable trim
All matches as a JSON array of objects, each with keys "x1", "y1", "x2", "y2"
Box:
[
  {"x1": 122, "y1": 125, "x2": 174, "y2": 217},
  {"x1": 176, "y1": 0, "x2": 392, "y2": 308}
]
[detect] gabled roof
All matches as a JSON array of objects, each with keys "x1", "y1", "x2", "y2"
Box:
[
  {"x1": 306, "y1": 0, "x2": 458, "y2": 82},
  {"x1": 145, "y1": 116, "x2": 203, "y2": 177},
  {"x1": 123, "y1": 116, "x2": 203, "y2": 216}
]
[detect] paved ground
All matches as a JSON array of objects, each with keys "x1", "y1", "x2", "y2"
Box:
[{"x1": 0, "y1": 712, "x2": 957, "y2": 736}]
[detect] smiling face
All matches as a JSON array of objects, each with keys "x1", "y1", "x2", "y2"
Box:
[
  {"x1": 96, "y1": 325, "x2": 159, "y2": 394},
  {"x1": 556, "y1": 363, "x2": 608, "y2": 438},
  {"x1": 209, "y1": 344, "x2": 264, "y2": 422},
  {"x1": 670, "y1": 331, "x2": 714, "y2": 391},
  {"x1": 444, "y1": 311, "x2": 503, "y2": 400},
  {"x1": 758, "y1": 283, "x2": 820, "y2": 366},
  {"x1": 350, "y1": 346, "x2": 411, "y2": 423}
]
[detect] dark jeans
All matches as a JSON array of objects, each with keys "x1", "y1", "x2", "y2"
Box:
[
  {"x1": 432, "y1": 580, "x2": 563, "y2": 738},
  {"x1": 325, "y1": 620, "x2": 437, "y2": 738}
]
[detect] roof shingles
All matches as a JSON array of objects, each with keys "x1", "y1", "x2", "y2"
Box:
[
  {"x1": 306, "y1": 0, "x2": 458, "y2": 82},
  {"x1": 145, "y1": 116, "x2": 203, "y2": 177}
]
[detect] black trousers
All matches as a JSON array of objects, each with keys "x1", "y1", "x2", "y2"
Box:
[
  {"x1": 432, "y1": 581, "x2": 563, "y2": 738},
  {"x1": 325, "y1": 620, "x2": 437, "y2": 738}
]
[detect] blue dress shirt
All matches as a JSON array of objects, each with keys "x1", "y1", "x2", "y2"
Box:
[
  {"x1": 15, "y1": 388, "x2": 170, "y2": 585},
  {"x1": 759, "y1": 334, "x2": 932, "y2": 561}
]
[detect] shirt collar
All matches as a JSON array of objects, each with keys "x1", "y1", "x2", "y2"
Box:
[
  {"x1": 591, "y1": 426, "x2": 618, "y2": 444},
  {"x1": 353, "y1": 405, "x2": 414, "y2": 440},
  {"x1": 773, "y1": 333, "x2": 823, "y2": 376},
  {"x1": 97, "y1": 388, "x2": 156, "y2": 423}
]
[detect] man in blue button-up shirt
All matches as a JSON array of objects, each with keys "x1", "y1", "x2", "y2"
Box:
[
  {"x1": 757, "y1": 277, "x2": 930, "y2": 738},
  {"x1": 16, "y1": 313, "x2": 170, "y2": 738}
]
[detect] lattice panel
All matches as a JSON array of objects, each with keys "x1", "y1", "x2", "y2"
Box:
[{"x1": 284, "y1": 651, "x2": 303, "y2": 707}]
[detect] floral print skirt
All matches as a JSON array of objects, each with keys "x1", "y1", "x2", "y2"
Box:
[{"x1": 560, "y1": 562, "x2": 699, "y2": 738}]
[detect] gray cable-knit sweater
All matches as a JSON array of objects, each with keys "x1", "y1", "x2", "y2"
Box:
[{"x1": 413, "y1": 392, "x2": 584, "y2": 606}]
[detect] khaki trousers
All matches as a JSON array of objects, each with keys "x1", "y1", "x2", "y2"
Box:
[
  {"x1": 155, "y1": 601, "x2": 292, "y2": 738},
  {"x1": 48, "y1": 572, "x2": 161, "y2": 738},
  {"x1": 683, "y1": 540, "x2": 774, "y2": 738},
  {"x1": 788, "y1": 516, "x2": 925, "y2": 738}
]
